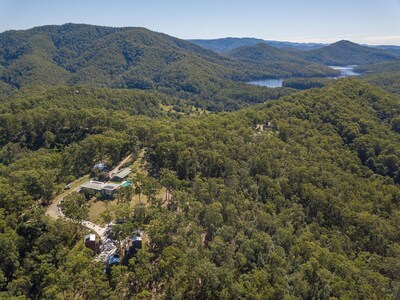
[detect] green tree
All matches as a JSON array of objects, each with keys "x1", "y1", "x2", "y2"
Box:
[
  {"x1": 160, "y1": 168, "x2": 179, "y2": 204},
  {"x1": 142, "y1": 177, "x2": 161, "y2": 206},
  {"x1": 60, "y1": 192, "x2": 89, "y2": 223},
  {"x1": 117, "y1": 185, "x2": 134, "y2": 204}
]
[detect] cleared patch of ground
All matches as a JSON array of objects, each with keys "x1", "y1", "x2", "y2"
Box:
[
  {"x1": 87, "y1": 187, "x2": 166, "y2": 225},
  {"x1": 87, "y1": 199, "x2": 117, "y2": 225}
]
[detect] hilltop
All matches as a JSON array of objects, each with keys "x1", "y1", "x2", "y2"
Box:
[
  {"x1": 299, "y1": 40, "x2": 400, "y2": 65},
  {"x1": 0, "y1": 23, "x2": 248, "y2": 91},
  {"x1": 190, "y1": 37, "x2": 325, "y2": 52}
]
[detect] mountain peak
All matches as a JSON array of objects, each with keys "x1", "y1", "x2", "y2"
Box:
[
  {"x1": 330, "y1": 40, "x2": 361, "y2": 48},
  {"x1": 300, "y1": 39, "x2": 400, "y2": 65}
]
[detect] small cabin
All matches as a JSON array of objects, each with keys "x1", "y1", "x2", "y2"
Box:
[
  {"x1": 126, "y1": 233, "x2": 142, "y2": 259},
  {"x1": 84, "y1": 234, "x2": 98, "y2": 253}
]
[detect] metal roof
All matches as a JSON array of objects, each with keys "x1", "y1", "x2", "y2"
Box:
[
  {"x1": 103, "y1": 184, "x2": 120, "y2": 190},
  {"x1": 85, "y1": 234, "x2": 96, "y2": 241},
  {"x1": 112, "y1": 168, "x2": 131, "y2": 179},
  {"x1": 80, "y1": 181, "x2": 120, "y2": 191},
  {"x1": 80, "y1": 181, "x2": 104, "y2": 191}
]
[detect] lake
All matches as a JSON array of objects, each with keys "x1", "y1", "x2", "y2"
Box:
[
  {"x1": 329, "y1": 65, "x2": 360, "y2": 78},
  {"x1": 247, "y1": 79, "x2": 284, "y2": 88},
  {"x1": 247, "y1": 65, "x2": 360, "y2": 88}
]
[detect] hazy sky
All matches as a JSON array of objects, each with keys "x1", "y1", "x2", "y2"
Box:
[{"x1": 1, "y1": 0, "x2": 400, "y2": 45}]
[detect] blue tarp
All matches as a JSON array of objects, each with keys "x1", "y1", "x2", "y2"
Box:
[{"x1": 108, "y1": 254, "x2": 120, "y2": 265}]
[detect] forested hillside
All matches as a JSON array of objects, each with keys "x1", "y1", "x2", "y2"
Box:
[
  {"x1": 281, "y1": 71, "x2": 400, "y2": 95},
  {"x1": 355, "y1": 61, "x2": 400, "y2": 74},
  {"x1": 0, "y1": 20, "x2": 399, "y2": 300},
  {"x1": 359, "y1": 72, "x2": 400, "y2": 94},
  {"x1": 0, "y1": 81, "x2": 297, "y2": 113},
  {"x1": 1, "y1": 78, "x2": 400, "y2": 299},
  {"x1": 0, "y1": 23, "x2": 339, "y2": 102},
  {"x1": 373, "y1": 45, "x2": 400, "y2": 56},
  {"x1": 0, "y1": 24, "x2": 245, "y2": 90},
  {"x1": 144, "y1": 79, "x2": 400, "y2": 298},
  {"x1": 299, "y1": 40, "x2": 400, "y2": 66},
  {"x1": 226, "y1": 43, "x2": 339, "y2": 78},
  {"x1": 190, "y1": 38, "x2": 400, "y2": 68}
]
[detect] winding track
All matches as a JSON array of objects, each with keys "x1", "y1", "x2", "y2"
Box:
[{"x1": 45, "y1": 155, "x2": 134, "y2": 260}]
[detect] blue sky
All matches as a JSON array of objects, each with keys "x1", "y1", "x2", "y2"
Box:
[{"x1": 1, "y1": 0, "x2": 400, "y2": 45}]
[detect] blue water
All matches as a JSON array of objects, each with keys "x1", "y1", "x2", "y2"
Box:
[
  {"x1": 247, "y1": 65, "x2": 359, "y2": 88},
  {"x1": 329, "y1": 65, "x2": 360, "y2": 78},
  {"x1": 121, "y1": 180, "x2": 132, "y2": 187},
  {"x1": 247, "y1": 79, "x2": 284, "y2": 88}
]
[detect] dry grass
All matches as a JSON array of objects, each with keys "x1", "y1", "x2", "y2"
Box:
[
  {"x1": 87, "y1": 199, "x2": 117, "y2": 225},
  {"x1": 87, "y1": 187, "x2": 166, "y2": 225}
]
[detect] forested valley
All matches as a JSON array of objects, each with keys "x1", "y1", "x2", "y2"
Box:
[{"x1": 0, "y1": 24, "x2": 400, "y2": 299}]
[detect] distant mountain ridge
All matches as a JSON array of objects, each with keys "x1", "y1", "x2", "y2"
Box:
[
  {"x1": 1, "y1": 23, "x2": 397, "y2": 101},
  {"x1": 218, "y1": 39, "x2": 400, "y2": 67},
  {"x1": 0, "y1": 23, "x2": 340, "y2": 94},
  {"x1": 298, "y1": 40, "x2": 400, "y2": 65},
  {"x1": 190, "y1": 37, "x2": 400, "y2": 56},
  {"x1": 225, "y1": 43, "x2": 339, "y2": 78},
  {"x1": 190, "y1": 37, "x2": 325, "y2": 52},
  {"x1": 371, "y1": 45, "x2": 400, "y2": 55},
  {"x1": 0, "y1": 23, "x2": 253, "y2": 92},
  {"x1": 227, "y1": 43, "x2": 312, "y2": 63}
]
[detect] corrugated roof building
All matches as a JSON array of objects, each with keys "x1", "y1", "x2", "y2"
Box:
[
  {"x1": 80, "y1": 181, "x2": 120, "y2": 197},
  {"x1": 111, "y1": 168, "x2": 131, "y2": 182}
]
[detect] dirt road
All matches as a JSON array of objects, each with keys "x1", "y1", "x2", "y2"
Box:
[
  {"x1": 110, "y1": 154, "x2": 132, "y2": 174},
  {"x1": 46, "y1": 175, "x2": 89, "y2": 219},
  {"x1": 45, "y1": 154, "x2": 135, "y2": 262},
  {"x1": 46, "y1": 153, "x2": 132, "y2": 220}
]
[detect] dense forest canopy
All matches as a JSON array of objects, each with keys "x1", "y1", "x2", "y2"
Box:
[
  {"x1": 1, "y1": 72, "x2": 400, "y2": 298},
  {"x1": 0, "y1": 23, "x2": 339, "y2": 98},
  {"x1": 355, "y1": 61, "x2": 400, "y2": 75},
  {"x1": 1, "y1": 23, "x2": 400, "y2": 299},
  {"x1": 225, "y1": 43, "x2": 339, "y2": 78}
]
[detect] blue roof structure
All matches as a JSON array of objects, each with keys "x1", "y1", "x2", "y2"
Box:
[
  {"x1": 108, "y1": 254, "x2": 120, "y2": 265},
  {"x1": 94, "y1": 163, "x2": 107, "y2": 171}
]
